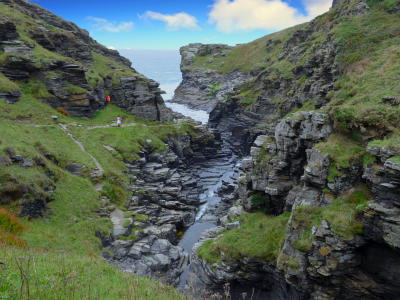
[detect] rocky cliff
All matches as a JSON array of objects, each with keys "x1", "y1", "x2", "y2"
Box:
[
  {"x1": 0, "y1": 0, "x2": 171, "y2": 120},
  {"x1": 100, "y1": 119, "x2": 221, "y2": 286},
  {"x1": 176, "y1": 0, "x2": 400, "y2": 299},
  {"x1": 173, "y1": 43, "x2": 253, "y2": 112}
]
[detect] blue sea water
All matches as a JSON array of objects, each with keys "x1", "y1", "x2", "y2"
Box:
[
  {"x1": 119, "y1": 49, "x2": 209, "y2": 124},
  {"x1": 118, "y1": 49, "x2": 181, "y2": 101}
]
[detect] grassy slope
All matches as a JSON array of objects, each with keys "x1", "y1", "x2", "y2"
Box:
[
  {"x1": 0, "y1": 1, "x2": 143, "y2": 96},
  {"x1": 0, "y1": 2, "x2": 192, "y2": 298},
  {"x1": 0, "y1": 247, "x2": 185, "y2": 300},
  {"x1": 187, "y1": 24, "x2": 302, "y2": 74},
  {"x1": 198, "y1": 0, "x2": 399, "y2": 264},
  {"x1": 330, "y1": 0, "x2": 400, "y2": 133},
  {"x1": 198, "y1": 212, "x2": 290, "y2": 264},
  {"x1": 0, "y1": 101, "x2": 191, "y2": 299}
]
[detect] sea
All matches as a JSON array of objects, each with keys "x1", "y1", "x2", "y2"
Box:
[{"x1": 119, "y1": 49, "x2": 209, "y2": 124}]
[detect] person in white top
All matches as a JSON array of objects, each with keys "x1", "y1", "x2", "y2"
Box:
[{"x1": 117, "y1": 116, "x2": 121, "y2": 127}]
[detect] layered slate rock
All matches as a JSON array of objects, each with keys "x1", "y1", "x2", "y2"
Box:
[
  {"x1": 0, "y1": 0, "x2": 172, "y2": 120},
  {"x1": 173, "y1": 43, "x2": 253, "y2": 112},
  {"x1": 100, "y1": 120, "x2": 220, "y2": 286}
]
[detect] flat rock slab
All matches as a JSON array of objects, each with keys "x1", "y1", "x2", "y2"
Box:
[{"x1": 110, "y1": 207, "x2": 127, "y2": 237}]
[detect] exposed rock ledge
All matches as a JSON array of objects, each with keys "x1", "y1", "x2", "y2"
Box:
[{"x1": 173, "y1": 43, "x2": 253, "y2": 112}]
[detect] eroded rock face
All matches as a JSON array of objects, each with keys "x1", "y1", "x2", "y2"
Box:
[
  {"x1": 173, "y1": 44, "x2": 253, "y2": 112},
  {"x1": 0, "y1": 0, "x2": 172, "y2": 120},
  {"x1": 101, "y1": 121, "x2": 220, "y2": 286},
  {"x1": 188, "y1": 107, "x2": 400, "y2": 299}
]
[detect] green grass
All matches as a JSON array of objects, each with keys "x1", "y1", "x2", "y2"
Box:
[
  {"x1": 208, "y1": 83, "x2": 221, "y2": 97},
  {"x1": 101, "y1": 179, "x2": 129, "y2": 208},
  {"x1": 0, "y1": 86, "x2": 70, "y2": 125},
  {"x1": 234, "y1": 83, "x2": 263, "y2": 106},
  {"x1": 134, "y1": 213, "x2": 149, "y2": 222},
  {"x1": 368, "y1": 135, "x2": 400, "y2": 152},
  {"x1": 19, "y1": 79, "x2": 54, "y2": 100},
  {"x1": 388, "y1": 156, "x2": 400, "y2": 165},
  {"x1": 123, "y1": 219, "x2": 131, "y2": 228},
  {"x1": 0, "y1": 120, "x2": 96, "y2": 171},
  {"x1": 187, "y1": 24, "x2": 303, "y2": 74},
  {"x1": 0, "y1": 72, "x2": 19, "y2": 93},
  {"x1": 64, "y1": 83, "x2": 87, "y2": 95},
  {"x1": 314, "y1": 134, "x2": 366, "y2": 182},
  {"x1": 70, "y1": 115, "x2": 196, "y2": 178},
  {"x1": 291, "y1": 187, "x2": 370, "y2": 251},
  {"x1": 0, "y1": 208, "x2": 25, "y2": 235},
  {"x1": 0, "y1": 247, "x2": 187, "y2": 300},
  {"x1": 20, "y1": 172, "x2": 111, "y2": 254},
  {"x1": 86, "y1": 51, "x2": 143, "y2": 89},
  {"x1": 198, "y1": 212, "x2": 290, "y2": 264},
  {"x1": 329, "y1": 5, "x2": 400, "y2": 133},
  {"x1": 73, "y1": 104, "x2": 149, "y2": 126},
  {"x1": 119, "y1": 226, "x2": 143, "y2": 241}
]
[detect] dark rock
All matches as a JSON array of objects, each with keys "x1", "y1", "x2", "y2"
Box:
[
  {"x1": 66, "y1": 163, "x2": 87, "y2": 177},
  {"x1": 0, "y1": 91, "x2": 21, "y2": 104},
  {"x1": 19, "y1": 196, "x2": 48, "y2": 219}
]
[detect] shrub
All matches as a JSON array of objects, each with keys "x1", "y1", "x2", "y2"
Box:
[
  {"x1": 0, "y1": 229, "x2": 27, "y2": 248},
  {"x1": 0, "y1": 208, "x2": 25, "y2": 235},
  {"x1": 292, "y1": 187, "x2": 371, "y2": 252},
  {"x1": 56, "y1": 107, "x2": 69, "y2": 117}
]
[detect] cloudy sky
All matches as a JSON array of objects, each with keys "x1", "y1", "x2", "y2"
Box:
[{"x1": 31, "y1": 0, "x2": 332, "y2": 50}]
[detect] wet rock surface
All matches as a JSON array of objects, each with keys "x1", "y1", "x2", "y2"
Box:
[{"x1": 99, "y1": 120, "x2": 242, "y2": 286}]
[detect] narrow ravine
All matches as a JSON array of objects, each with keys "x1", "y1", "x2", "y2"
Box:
[
  {"x1": 162, "y1": 103, "x2": 243, "y2": 291},
  {"x1": 177, "y1": 146, "x2": 241, "y2": 291}
]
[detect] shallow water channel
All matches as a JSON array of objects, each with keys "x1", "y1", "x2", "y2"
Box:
[{"x1": 164, "y1": 100, "x2": 242, "y2": 290}]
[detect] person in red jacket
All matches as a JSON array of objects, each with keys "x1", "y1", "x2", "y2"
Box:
[{"x1": 106, "y1": 95, "x2": 110, "y2": 104}]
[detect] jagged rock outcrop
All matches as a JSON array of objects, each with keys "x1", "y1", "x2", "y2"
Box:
[
  {"x1": 0, "y1": 0, "x2": 172, "y2": 120},
  {"x1": 173, "y1": 43, "x2": 253, "y2": 112},
  {"x1": 189, "y1": 108, "x2": 400, "y2": 299},
  {"x1": 177, "y1": 2, "x2": 400, "y2": 297},
  {"x1": 100, "y1": 120, "x2": 221, "y2": 286}
]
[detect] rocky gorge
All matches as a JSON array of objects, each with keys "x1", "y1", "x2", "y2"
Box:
[
  {"x1": 167, "y1": 0, "x2": 400, "y2": 299},
  {"x1": 1, "y1": 0, "x2": 400, "y2": 299}
]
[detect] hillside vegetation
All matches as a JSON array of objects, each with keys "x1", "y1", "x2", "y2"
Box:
[
  {"x1": 0, "y1": 1, "x2": 192, "y2": 298},
  {"x1": 197, "y1": 0, "x2": 400, "y2": 287}
]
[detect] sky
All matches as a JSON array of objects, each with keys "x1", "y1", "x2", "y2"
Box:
[{"x1": 30, "y1": 0, "x2": 332, "y2": 50}]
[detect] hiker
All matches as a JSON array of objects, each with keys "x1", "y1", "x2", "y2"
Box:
[
  {"x1": 117, "y1": 116, "x2": 121, "y2": 127},
  {"x1": 106, "y1": 95, "x2": 110, "y2": 104}
]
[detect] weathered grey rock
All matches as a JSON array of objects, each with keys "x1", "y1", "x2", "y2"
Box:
[
  {"x1": 302, "y1": 149, "x2": 330, "y2": 187},
  {"x1": 21, "y1": 158, "x2": 34, "y2": 168},
  {"x1": 173, "y1": 44, "x2": 253, "y2": 111},
  {"x1": 0, "y1": 91, "x2": 21, "y2": 104},
  {"x1": 65, "y1": 163, "x2": 86, "y2": 177}
]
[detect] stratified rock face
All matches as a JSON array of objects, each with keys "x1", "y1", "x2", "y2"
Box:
[
  {"x1": 173, "y1": 44, "x2": 253, "y2": 112},
  {"x1": 0, "y1": 0, "x2": 172, "y2": 120},
  {"x1": 100, "y1": 122, "x2": 219, "y2": 286},
  {"x1": 191, "y1": 109, "x2": 400, "y2": 299},
  {"x1": 179, "y1": 1, "x2": 400, "y2": 298}
]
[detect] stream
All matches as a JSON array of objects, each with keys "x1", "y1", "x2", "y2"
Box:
[
  {"x1": 123, "y1": 51, "x2": 242, "y2": 292},
  {"x1": 164, "y1": 100, "x2": 242, "y2": 291}
]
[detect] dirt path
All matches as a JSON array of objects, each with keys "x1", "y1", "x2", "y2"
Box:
[
  {"x1": 58, "y1": 123, "x2": 104, "y2": 178},
  {"x1": 86, "y1": 122, "x2": 138, "y2": 130}
]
